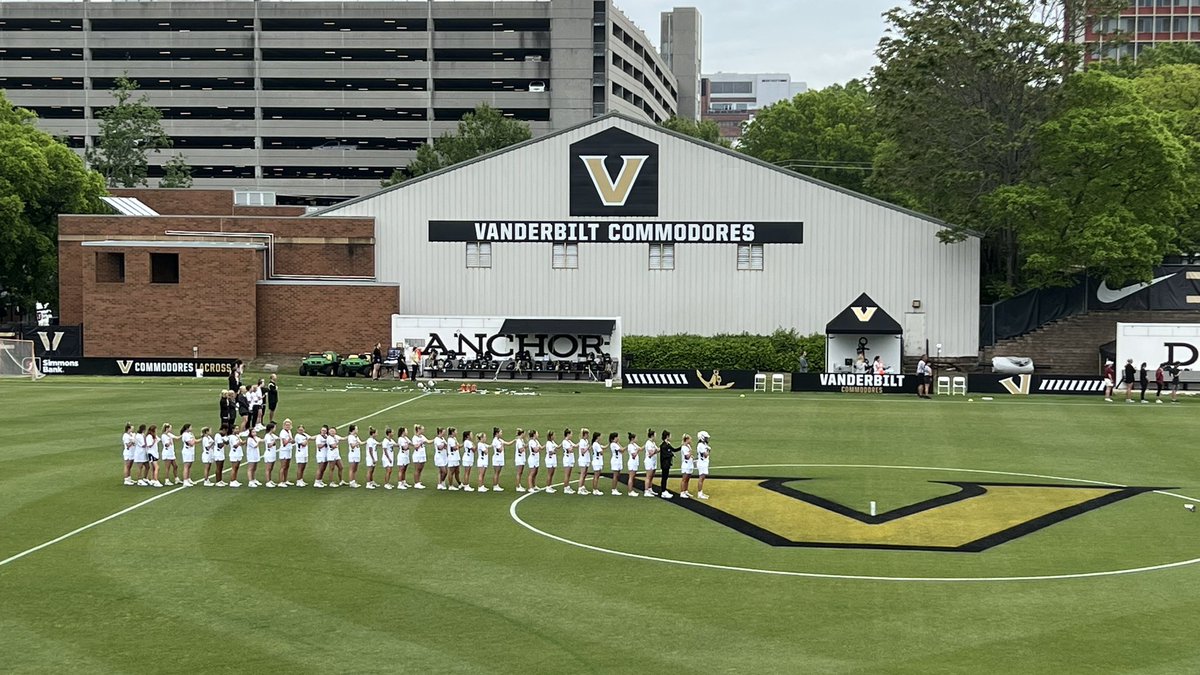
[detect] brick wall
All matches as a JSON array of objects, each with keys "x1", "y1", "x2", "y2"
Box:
[
  {"x1": 60, "y1": 214, "x2": 374, "y2": 240},
  {"x1": 58, "y1": 237, "x2": 84, "y2": 324},
  {"x1": 273, "y1": 242, "x2": 375, "y2": 276},
  {"x1": 110, "y1": 189, "x2": 236, "y2": 215},
  {"x1": 256, "y1": 283, "x2": 399, "y2": 356},
  {"x1": 82, "y1": 246, "x2": 259, "y2": 358}
]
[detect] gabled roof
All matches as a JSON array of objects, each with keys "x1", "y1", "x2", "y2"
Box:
[
  {"x1": 309, "y1": 112, "x2": 972, "y2": 236},
  {"x1": 826, "y1": 293, "x2": 903, "y2": 335}
]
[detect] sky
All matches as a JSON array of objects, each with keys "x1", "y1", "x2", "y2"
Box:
[{"x1": 614, "y1": 0, "x2": 910, "y2": 89}]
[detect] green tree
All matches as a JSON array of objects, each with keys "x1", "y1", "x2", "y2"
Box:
[
  {"x1": 382, "y1": 104, "x2": 531, "y2": 186},
  {"x1": 86, "y1": 76, "x2": 170, "y2": 187},
  {"x1": 738, "y1": 81, "x2": 879, "y2": 193},
  {"x1": 660, "y1": 117, "x2": 729, "y2": 147},
  {"x1": 0, "y1": 94, "x2": 106, "y2": 314},
  {"x1": 871, "y1": 0, "x2": 1069, "y2": 296},
  {"x1": 158, "y1": 153, "x2": 193, "y2": 188},
  {"x1": 1132, "y1": 64, "x2": 1200, "y2": 251},
  {"x1": 990, "y1": 71, "x2": 1192, "y2": 287}
]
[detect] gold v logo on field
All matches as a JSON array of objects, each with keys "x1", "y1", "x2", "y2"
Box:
[
  {"x1": 117, "y1": 359, "x2": 134, "y2": 374},
  {"x1": 579, "y1": 155, "x2": 649, "y2": 207},
  {"x1": 851, "y1": 307, "x2": 877, "y2": 322},
  {"x1": 1000, "y1": 373, "x2": 1032, "y2": 395},
  {"x1": 695, "y1": 369, "x2": 736, "y2": 390},
  {"x1": 672, "y1": 477, "x2": 1162, "y2": 552},
  {"x1": 37, "y1": 332, "x2": 64, "y2": 352}
]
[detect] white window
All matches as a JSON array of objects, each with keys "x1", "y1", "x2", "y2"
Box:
[
  {"x1": 552, "y1": 243, "x2": 578, "y2": 269},
  {"x1": 737, "y1": 244, "x2": 764, "y2": 271},
  {"x1": 466, "y1": 242, "x2": 491, "y2": 268},
  {"x1": 648, "y1": 243, "x2": 674, "y2": 270}
]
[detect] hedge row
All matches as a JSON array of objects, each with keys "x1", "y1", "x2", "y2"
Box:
[{"x1": 623, "y1": 329, "x2": 825, "y2": 372}]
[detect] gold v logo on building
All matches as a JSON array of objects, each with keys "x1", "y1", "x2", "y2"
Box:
[
  {"x1": 117, "y1": 359, "x2": 134, "y2": 374},
  {"x1": 579, "y1": 155, "x2": 649, "y2": 207},
  {"x1": 851, "y1": 306, "x2": 877, "y2": 322},
  {"x1": 675, "y1": 477, "x2": 1161, "y2": 552}
]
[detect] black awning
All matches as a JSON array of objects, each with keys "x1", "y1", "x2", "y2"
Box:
[
  {"x1": 825, "y1": 293, "x2": 903, "y2": 334},
  {"x1": 499, "y1": 319, "x2": 616, "y2": 335}
]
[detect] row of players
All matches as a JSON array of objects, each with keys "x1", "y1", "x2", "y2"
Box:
[{"x1": 121, "y1": 422, "x2": 712, "y2": 499}]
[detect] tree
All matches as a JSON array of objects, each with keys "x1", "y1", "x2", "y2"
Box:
[
  {"x1": 0, "y1": 93, "x2": 106, "y2": 314},
  {"x1": 86, "y1": 76, "x2": 170, "y2": 187},
  {"x1": 990, "y1": 71, "x2": 1192, "y2": 287},
  {"x1": 738, "y1": 81, "x2": 879, "y2": 193},
  {"x1": 1132, "y1": 65, "x2": 1200, "y2": 252},
  {"x1": 158, "y1": 153, "x2": 193, "y2": 188},
  {"x1": 382, "y1": 104, "x2": 531, "y2": 186},
  {"x1": 871, "y1": 0, "x2": 1069, "y2": 296},
  {"x1": 660, "y1": 117, "x2": 729, "y2": 147}
]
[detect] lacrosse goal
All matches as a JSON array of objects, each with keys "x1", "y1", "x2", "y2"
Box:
[{"x1": 0, "y1": 339, "x2": 44, "y2": 380}]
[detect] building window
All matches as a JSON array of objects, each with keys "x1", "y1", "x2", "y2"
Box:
[
  {"x1": 648, "y1": 243, "x2": 674, "y2": 270},
  {"x1": 737, "y1": 244, "x2": 764, "y2": 271},
  {"x1": 552, "y1": 243, "x2": 578, "y2": 269},
  {"x1": 96, "y1": 252, "x2": 125, "y2": 283},
  {"x1": 150, "y1": 252, "x2": 179, "y2": 284},
  {"x1": 466, "y1": 241, "x2": 492, "y2": 268}
]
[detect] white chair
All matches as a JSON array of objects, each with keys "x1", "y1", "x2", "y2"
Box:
[
  {"x1": 771, "y1": 373, "x2": 785, "y2": 392},
  {"x1": 753, "y1": 373, "x2": 767, "y2": 392},
  {"x1": 935, "y1": 376, "x2": 951, "y2": 396},
  {"x1": 951, "y1": 376, "x2": 967, "y2": 396}
]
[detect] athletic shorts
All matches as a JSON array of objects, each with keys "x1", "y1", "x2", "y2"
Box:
[
  {"x1": 212, "y1": 449, "x2": 226, "y2": 462},
  {"x1": 229, "y1": 449, "x2": 244, "y2": 463},
  {"x1": 462, "y1": 452, "x2": 475, "y2": 467},
  {"x1": 147, "y1": 451, "x2": 159, "y2": 463},
  {"x1": 627, "y1": 458, "x2": 639, "y2": 472},
  {"x1": 563, "y1": 454, "x2": 575, "y2": 468},
  {"x1": 246, "y1": 447, "x2": 261, "y2": 464},
  {"x1": 681, "y1": 460, "x2": 694, "y2": 475},
  {"x1": 328, "y1": 450, "x2": 342, "y2": 462},
  {"x1": 200, "y1": 450, "x2": 211, "y2": 464},
  {"x1": 448, "y1": 455, "x2": 461, "y2": 468},
  {"x1": 433, "y1": 452, "x2": 446, "y2": 468},
  {"x1": 182, "y1": 449, "x2": 195, "y2": 464},
  {"x1": 397, "y1": 451, "x2": 411, "y2": 467},
  {"x1": 514, "y1": 454, "x2": 526, "y2": 467},
  {"x1": 162, "y1": 449, "x2": 176, "y2": 461},
  {"x1": 545, "y1": 456, "x2": 558, "y2": 468},
  {"x1": 590, "y1": 458, "x2": 603, "y2": 472},
  {"x1": 412, "y1": 449, "x2": 427, "y2": 464},
  {"x1": 296, "y1": 449, "x2": 309, "y2": 464},
  {"x1": 123, "y1": 448, "x2": 133, "y2": 462},
  {"x1": 347, "y1": 449, "x2": 360, "y2": 463},
  {"x1": 579, "y1": 453, "x2": 591, "y2": 468},
  {"x1": 134, "y1": 449, "x2": 148, "y2": 463},
  {"x1": 492, "y1": 454, "x2": 505, "y2": 467},
  {"x1": 381, "y1": 453, "x2": 394, "y2": 468},
  {"x1": 476, "y1": 454, "x2": 488, "y2": 468},
  {"x1": 610, "y1": 457, "x2": 622, "y2": 472},
  {"x1": 264, "y1": 449, "x2": 278, "y2": 464},
  {"x1": 316, "y1": 448, "x2": 328, "y2": 464},
  {"x1": 528, "y1": 454, "x2": 540, "y2": 469},
  {"x1": 644, "y1": 456, "x2": 657, "y2": 471},
  {"x1": 696, "y1": 459, "x2": 710, "y2": 475},
  {"x1": 279, "y1": 446, "x2": 293, "y2": 460},
  {"x1": 364, "y1": 453, "x2": 375, "y2": 467},
  {"x1": 1103, "y1": 378, "x2": 1114, "y2": 388}
]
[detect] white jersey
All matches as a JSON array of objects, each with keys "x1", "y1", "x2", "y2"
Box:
[
  {"x1": 491, "y1": 437, "x2": 505, "y2": 466},
  {"x1": 696, "y1": 441, "x2": 710, "y2": 474},
  {"x1": 347, "y1": 433, "x2": 362, "y2": 462},
  {"x1": 462, "y1": 438, "x2": 475, "y2": 461},
  {"x1": 278, "y1": 429, "x2": 293, "y2": 458},
  {"x1": 397, "y1": 435, "x2": 412, "y2": 465},
  {"x1": 245, "y1": 433, "x2": 261, "y2": 463},
  {"x1": 680, "y1": 443, "x2": 694, "y2": 473},
  {"x1": 159, "y1": 432, "x2": 175, "y2": 460},
  {"x1": 295, "y1": 432, "x2": 310, "y2": 463},
  {"x1": 180, "y1": 431, "x2": 195, "y2": 462},
  {"x1": 145, "y1": 434, "x2": 159, "y2": 458},
  {"x1": 561, "y1": 439, "x2": 575, "y2": 466},
  {"x1": 515, "y1": 438, "x2": 526, "y2": 460},
  {"x1": 264, "y1": 432, "x2": 280, "y2": 462},
  {"x1": 527, "y1": 438, "x2": 541, "y2": 467},
  {"x1": 201, "y1": 434, "x2": 214, "y2": 462},
  {"x1": 122, "y1": 431, "x2": 134, "y2": 461},
  {"x1": 411, "y1": 434, "x2": 427, "y2": 463},
  {"x1": 578, "y1": 440, "x2": 592, "y2": 463},
  {"x1": 327, "y1": 434, "x2": 342, "y2": 459},
  {"x1": 643, "y1": 439, "x2": 658, "y2": 470},
  {"x1": 590, "y1": 441, "x2": 604, "y2": 470},
  {"x1": 365, "y1": 436, "x2": 378, "y2": 466},
  {"x1": 382, "y1": 437, "x2": 395, "y2": 463},
  {"x1": 626, "y1": 442, "x2": 640, "y2": 470}
]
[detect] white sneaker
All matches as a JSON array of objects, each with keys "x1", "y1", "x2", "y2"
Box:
[
  {"x1": 366, "y1": 483, "x2": 376, "y2": 489},
  {"x1": 611, "y1": 489, "x2": 620, "y2": 496},
  {"x1": 629, "y1": 491, "x2": 639, "y2": 497},
  {"x1": 414, "y1": 483, "x2": 426, "y2": 489},
  {"x1": 123, "y1": 478, "x2": 134, "y2": 486},
  {"x1": 339, "y1": 481, "x2": 348, "y2": 487},
  {"x1": 436, "y1": 484, "x2": 446, "y2": 490},
  {"x1": 314, "y1": 480, "x2": 325, "y2": 488},
  {"x1": 384, "y1": 483, "x2": 394, "y2": 490},
  {"x1": 136, "y1": 479, "x2": 148, "y2": 486},
  {"x1": 1105, "y1": 397, "x2": 1113, "y2": 402},
  {"x1": 216, "y1": 481, "x2": 228, "y2": 487},
  {"x1": 296, "y1": 480, "x2": 307, "y2": 487},
  {"x1": 1157, "y1": 399, "x2": 1163, "y2": 404},
  {"x1": 680, "y1": 491, "x2": 691, "y2": 499},
  {"x1": 283, "y1": 481, "x2": 294, "y2": 486},
  {"x1": 277, "y1": 482, "x2": 288, "y2": 488},
  {"x1": 564, "y1": 486, "x2": 575, "y2": 494},
  {"x1": 266, "y1": 481, "x2": 276, "y2": 488},
  {"x1": 661, "y1": 491, "x2": 674, "y2": 499},
  {"x1": 516, "y1": 486, "x2": 526, "y2": 493},
  {"x1": 151, "y1": 480, "x2": 163, "y2": 488},
  {"x1": 449, "y1": 485, "x2": 460, "y2": 491},
  {"x1": 698, "y1": 492, "x2": 710, "y2": 500},
  {"x1": 229, "y1": 480, "x2": 242, "y2": 488},
  {"x1": 642, "y1": 490, "x2": 655, "y2": 497},
  {"x1": 473, "y1": 486, "x2": 485, "y2": 492},
  {"x1": 349, "y1": 481, "x2": 361, "y2": 488},
  {"x1": 1141, "y1": 400, "x2": 1148, "y2": 404},
  {"x1": 248, "y1": 481, "x2": 258, "y2": 488},
  {"x1": 592, "y1": 489, "x2": 603, "y2": 496},
  {"x1": 578, "y1": 488, "x2": 589, "y2": 496},
  {"x1": 328, "y1": 482, "x2": 339, "y2": 489},
  {"x1": 399, "y1": 482, "x2": 409, "y2": 490},
  {"x1": 545, "y1": 487, "x2": 557, "y2": 494},
  {"x1": 182, "y1": 479, "x2": 192, "y2": 487},
  {"x1": 493, "y1": 485, "x2": 504, "y2": 492},
  {"x1": 531, "y1": 486, "x2": 540, "y2": 492}
]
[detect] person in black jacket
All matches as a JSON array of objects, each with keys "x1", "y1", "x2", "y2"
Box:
[
  {"x1": 266, "y1": 374, "x2": 279, "y2": 422},
  {"x1": 658, "y1": 429, "x2": 676, "y2": 499},
  {"x1": 228, "y1": 360, "x2": 243, "y2": 394},
  {"x1": 236, "y1": 386, "x2": 251, "y2": 430},
  {"x1": 371, "y1": 343, "x2": 383, "y2": 381},
  {"x1": 219, "y1": 390, "x2": 235, "y2": 429}
]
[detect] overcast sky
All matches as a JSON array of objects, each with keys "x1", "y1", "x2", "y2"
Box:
[{"x1": 615, "y1": 0, "x2": 909, "y2": 89}]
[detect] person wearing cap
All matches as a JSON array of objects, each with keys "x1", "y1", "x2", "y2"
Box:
[
  {"x1": 695, "y1": 431, "x2": 711, "y2": 500},
  {"x1": 1103, "y1": 360, "x2": 1115, "y2": 402}
]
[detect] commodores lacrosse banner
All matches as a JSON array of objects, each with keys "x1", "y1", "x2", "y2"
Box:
[
  {"x1": 40, "y1": 357, "x2": 238, "y2": 377},
  {"x1": 428, "y1": 221, "x2": 803, "y2": 244},
  {"x1": 969, "y1": 374, "x2": 1106, "y2": 396},
  {"x1": 622, "y1": 369, "x2": 757, "y2": 389}
]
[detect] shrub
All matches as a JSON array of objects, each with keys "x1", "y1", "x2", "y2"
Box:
[{"x1": 623, "y1": 329, "x2": 825, "y2": 372}]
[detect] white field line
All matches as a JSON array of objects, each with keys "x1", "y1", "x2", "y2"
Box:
[{"x1": 0, "y1": 393, "x2": 430, "y2": 570}]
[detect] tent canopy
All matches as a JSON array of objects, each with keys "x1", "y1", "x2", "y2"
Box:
[{"x1": 826, "y1": 293, "x2": 902, "y2": 335}]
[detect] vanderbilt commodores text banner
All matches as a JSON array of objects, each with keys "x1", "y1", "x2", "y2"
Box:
[{"x1": 428, "y1": 221, "x2": 804, "y2": 244}]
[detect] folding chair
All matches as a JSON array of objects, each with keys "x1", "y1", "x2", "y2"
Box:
[
  {"x1": 935, "y1": 376, "x2": 951, "y2": 396},
  {"x1": 753, "y1": 373, "x2": 767, "y2": 392},
  {"x1": 771, "y1": 373, "x2": 785, "y2": 392},
  {"x1": 951, "y1": 376, "x2": 967, "y2": 396}
]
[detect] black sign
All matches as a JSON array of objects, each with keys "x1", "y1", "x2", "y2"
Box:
[
  {"x1": 622, "y1": 369, "x2": 758, "y2": 389},
  {"x1": 424, "y1": 331, "x2": 610, "y2": 360},
  {"x1": 569, "y1": 127, "x2": 658, "y2": 217},
  {"x1": 41, "y1": 357, "x2": 238, "y2": 377},
  {"x1": 22, "y1": 325, "x2": 84, "y2": 358},
  {"x1": 428, "y1": 220, "x2": 803, "y2": 244},
  {"x1": 791, "y1": 373, "x2": 918, "y2": 394},
  {"x1": 968, "y1": 374, "x2": 1106, "y2": 396}
]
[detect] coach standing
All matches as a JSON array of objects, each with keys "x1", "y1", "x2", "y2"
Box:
[
  {"x1": 371, "y1": 342, "x2": 383, "y2": 380},
  {"x1": 266, "y1": 374, "x2": 280, "y2": 423},
  {"x1": 658, "y1": 429, "x2": 676, "y2": 499}
]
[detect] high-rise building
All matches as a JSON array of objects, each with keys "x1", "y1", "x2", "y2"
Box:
[
  {"x1": 1078, "y1": 2, "x2": 1200, "y2": 62},
  {"x1": 0, "y1": 0, "x2": 696, "y2": 203},
  {"x1": 659, "y1": 6, "x2": 701, "y2": 121},
  {"x1": 699, "y1": 72, "x2": 807, "y2": 143}
]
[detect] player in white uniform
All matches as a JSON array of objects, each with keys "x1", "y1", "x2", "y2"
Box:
[
  {"x1": 473, "y1": 431, "x2": 488, "y2": 492},
  {"x1": 433, "y1": 427, "x2": 449, "y2": 490},
  {"x1": 211, "y1": 426, "x2": 228, "y2": 487},
  {"x1": 381, "y1": 427, "x2": 397, "y2": 489},
  {"x1": 227, "y1": 427, "x2": 244, "y2": 487},
  {"x1": 490, "y1": 427, "x2": 513, "y2": 491},
  {"x1": 410, "y1": 425, "x2": 428, "y2": 489},
  {"x1": 262, "y1": 422, "x2": 279, "y2": 487},
  {"x1": 364, "y1": 427, "x2": 380, "y2": 489},
  {"x1": 396, "y1": 427, "x2": 412, "y2": 489},
  {"x1": 695, "y1": 431, "x2": 711, "y2": 500},
  {"x1": 243, "y1": 426, "x2": 262, "y2": 487},
  {"x1": 133, "y1": 424, "x2": 149, "y2": 485},
  {"x1": 327, "y1": 426, "x2": 345, "y2": 487},
  {"x1": 560, "y1": 429, "x2": 577, "y2": 494},
  {"x1": 346, "y1": 425, "x2": 363, "y2": 488},
  {"x1": 122, "y1": 423, "x2": 135, "y2": 486},
  {"x1": 293, "y1": 424, "x2": 310, "y2": 487},
  {"x1": 179, "y1": 424, "x2": 196, "y2": 486},
  {"x1": 277, "y1": 419, "x2": 294, "y2": 487},
  {"x1": 625, "y1": 432, "x2": 640, "y2": 497},
  {"x1": 526, "y1": 430, "x2": 542, "y2": 492},
  {"x1": 588, "y1": 432, "x2": 605, "y2": 496},
  {"x1": 446, "y1": 427, "x2": 463, "y2": 490},
  {"x1": 608, "y1": 432, "x2": 624, "y2": 495},
  {"x1": 513, "y1": 429, "x2": 528, "y2": 492},
  {"x1": 159, "y1": 423, "x2": 179, "y2": 485},
  {"x1": 200, "y1": 426, "x2": 215, "y2": 486},
  {"x1": 642, "y1": 429, "x2": 659, "y2": 498},
  {"x1": 574, "y1": 427, "x2": 592, "y2": 496},
  {"x1": 677, "y1": 434, "x2": 694, "y2": 499},
  {"x1": 542, "y1": 431, "x2": 558, "y2": 494},
  {"x1": 460, "y1": 430, "x2": 475, "y2": 491},
  {"x1": 314, "y1": 426, "x2": 330, "y2": 487},
  {"x1": 145, "y1": 425, "x2": 163, "y2": 487}
]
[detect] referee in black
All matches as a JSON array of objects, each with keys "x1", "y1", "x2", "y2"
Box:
[{"x1": 658, "y1": 429, "x2": 676, "y2": 499}]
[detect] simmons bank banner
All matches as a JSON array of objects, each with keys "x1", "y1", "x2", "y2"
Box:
[
  {"x1": 41, "y1": 357, "x2": 237, "y2": 376},
  {"x1": 391, "y1": 315, "x2": 622, "y2": 362}
]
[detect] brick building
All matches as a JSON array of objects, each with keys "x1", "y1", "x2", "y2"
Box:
[{"x1": 58, "y1": 188, "x2": 399, "y2": 359}]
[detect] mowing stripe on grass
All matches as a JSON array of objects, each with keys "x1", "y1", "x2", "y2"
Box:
[{"x1": 0, "y1": 393, "x2": 430, "y2": 570}]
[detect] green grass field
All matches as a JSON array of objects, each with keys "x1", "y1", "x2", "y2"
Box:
[{"x1": 2, "y1": 374, "x2": 1199, "y2": 673}]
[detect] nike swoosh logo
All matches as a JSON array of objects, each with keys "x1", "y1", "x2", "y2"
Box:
[{"x1": 1096, "y1": 273, "x2": 1176, "y2": 304}]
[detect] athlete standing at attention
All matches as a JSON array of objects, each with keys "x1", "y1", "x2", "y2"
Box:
[
  {"x1": 677, "y1": 433, "x2": 694, "y2": 499},
  {"x1": 243, "y1": 425, "x2": 262, "y2": 488},
  {"x1": 642, "y1": 429, "x2": 658, "y2": 498},
  {"x1": 588, "y1": 431, "x2": 604, "y2": 496},
  {"x1": 200, "y1": 426, "x2": 214, "y2": 486},
  {"x1": 145, "y1": 424, "x2": 162, "y2": 487},
  {"x1": 121, "y1": 423, "x2": 135, "y2": 486},
  {"x1": 346, "y1": 424, "x2": 363, "y2": 488},
  {"x1": 314, "y1": 425, "x2": 330, "y2": 488},
  {"x1": 543, "y1": 431, "x2": 558, "y2": 494},
  {"x1": 1123, "y1": 358, "x2": 1137, "y2": 403},
  {"x1": 327, "y1": 425, "x2": 345, "y2": 487},
  {"x1": 180, "y1": 423, "x2": 196, "y2": 486},
  {"x1": 513, "y1": 428, "x2": 528, "y2": 492},
  {"x1": 381, "y1": 427, "x2": 396, "y2": 489},
  {"x1": 364, "y1": 427, "x2": 379, "y2": 489},
  {"x1": 396, "y1": 426, "x2": 412, "y2": 489},
  {"x1": 575, "y1": 427, "x2": 593, "y2": 496},
  {"x1": 625, "y1": 432, "x2": 640, "y2": 497},
  {"x1": 460, "y1": 430, "x2": 475, "y2": 491},
  {"x1": 211, "y1": 426, "x2": 227, "y2": 487},
  {"x1": 433, "y1": 427, "x2": 448, "y2": 490},
  {"x1": 277, "y1": 419, "x2": 294, "y2": 487},
  {"x1": 227, "y1": 426, "x2": 244, "y2": 487},
  {"x1": 695, "y1": 431, "x2": 711, "y2": 500},
  {"x1": 133, "y1": 424, "x2": 149, "y2": 486},
  {"x1": 560, "y1": 428, "x2": 577, "y2": 494},
  {"x1": 159, "y1": 423, "x2": 179, "y2": 485},
  {"x1": 526, "y1": 429, "x2": 541, "y2": 492},
  {"x1": 447, "y1": 426, "x2": 462, "y2": 490},
  {"x1": 1103, "y1": 360, "x2": 1116, "y2": 402},
  {"x1": 293, "y1": 424, "x2": 310, "y2": 487},
  {"x1": 410, "y1": 424, "x2": 428, "y2": 489},
  {"x1": 608, "y1": 432, "x2": 624, "y2": 496},
  {"x1": 262, "y1": 422, "x2": 279, "y2": 488},
  {"x1": 491, "y1": 427, "x2": 514, "y2": 491}
]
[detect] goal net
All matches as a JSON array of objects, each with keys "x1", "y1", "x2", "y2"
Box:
[{"x1": 0, "y1": 339, "x2": 43, "y2": 380}]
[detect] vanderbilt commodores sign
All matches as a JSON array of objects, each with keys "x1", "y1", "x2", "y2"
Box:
[{"x1": 569, "y1": 127, "x2": 659, "y2": 216}]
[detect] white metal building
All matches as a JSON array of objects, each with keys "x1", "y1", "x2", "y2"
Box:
[{"x1": 315, "y1": 113, "x2": 980, "y2": 357}]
